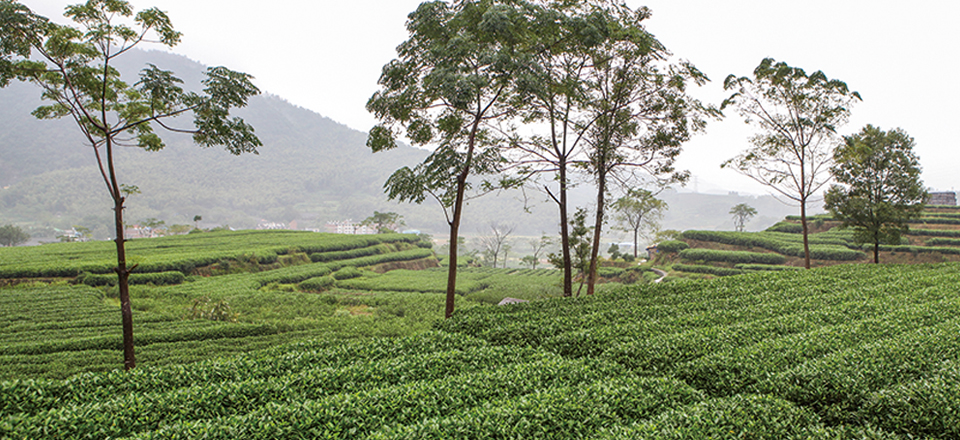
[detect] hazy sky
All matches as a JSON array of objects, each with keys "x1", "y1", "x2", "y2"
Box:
[{"x1": 23, "y1": 1, "x2": 960, "y2": 195}]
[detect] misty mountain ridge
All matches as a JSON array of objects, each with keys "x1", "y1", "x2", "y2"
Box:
[{"x1": 1, "y1": 49, "x2": 802, "y2": 242}]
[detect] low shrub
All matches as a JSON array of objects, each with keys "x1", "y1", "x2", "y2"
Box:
[
  {"x1": 734, "y1": 264, "x2": 801, "y2": 271},
  {"x1": 765, "y1": 221, "x2": 803, "y2": 233},
  {"x1": 925, "y1": 237, "x2": 960, "y2": 247},
  {"x1": 909, "y1": 229, "x2": 960, "y2": 238},
  {"x1": 672, "y1": 264, "x2": 744, "y2": 277},
  {"x1": 679, "y1": 249, "x2": 786, "y2": 265},
  {"x1": 298, "y1": 276, "x2": 336, "y2": 291},
  {"x1": 597, "y1": 267, "x2": 624, "y2": 278},
  {"x1": 657, "y1": 240, "x2": 689, "y2": 253},
  {"x1": 82, "y1": 271, "x2": 185, "y2": 287},
  {"x1": 332, "y1": 266, "x2": 363, "y2": 280},
  {"x1": 879, "y1": 245, "x2": 960, "y2": 255}
]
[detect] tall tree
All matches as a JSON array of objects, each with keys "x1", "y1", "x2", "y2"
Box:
[
  {"x1": 722, "y1": 58, "x2": 860, "y2": 269},
  {"x1": 729, "y1": 203, "x2": 757, "y2": 232},
  {"x1": 367, "y1": 0, "x2": 533, "y2": 318},
  {"x1": 0, "y1": 224, "x2": 30, "y2": 246},
  {"x1": 579, "y1": 4, "x2": 710, "y2": 295},
  {"x1": 824, "y1": 125, "x2": 926, "y2": 263},
  {"x1": 509, "y1": 1, "x2": 603, "y2": 297},
  {"x1": 612, "y1": 188, "x2": 666, "y2": 258},
  {"x1": 361, "y1": 211, "x2": 404, "y2": 234},
  {"x1": 1, "y1": 0, "x2": 261, "y2": 370},
  {"x1": 478, "y1": 222, "x2": 514, "y2": 268},
  {"x1": 522, "y1": 233, "x2": 552, "y2": 269}
]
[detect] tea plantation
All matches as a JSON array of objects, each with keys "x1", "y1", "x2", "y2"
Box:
[
  {"x1": 661, "y1": 206, "x2": 960, "y2": 278},
  {"x1": 0, "y1": 231, "x2": 565, "y2": 380},
  {"x1": 1, "y1": 254, "x2": 958, "y2": 438}
]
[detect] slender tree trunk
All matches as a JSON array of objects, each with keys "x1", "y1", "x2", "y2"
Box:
[
  {"x1": 587, "y1": 168, "x2": 606, "y2": 295},
  {"x1": 800, "y1": 199, "x2": 811, "y2": 269},
  {"x1": 633, "y1": 227, "x2": 639, "y2": 259},
  {"x1": 873, "y1": 231, "x2": 880, "y2": 264},
  {"x1": 104, "y1": 135, "x2": 136, "y2": 370},
  {"x1": 558, "y1": 160, "x2": 572, "y2": 297},
  {"x1": 113, "y1": 195, "x2": 135, "y2": 370},
  {"x1": 444, "y1": 118, "x2": 480, "y2": 318},
  {"x1": 445, "y1": 177, "x2": 466, "y2": 319}
]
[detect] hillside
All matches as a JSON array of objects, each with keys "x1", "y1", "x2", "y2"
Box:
[
  {"x1": 0, "y1": 49, "x2": 434, "y2": 236},
  {"x1": 3, "y1": 263, "x2": 958, "y2": 438}
]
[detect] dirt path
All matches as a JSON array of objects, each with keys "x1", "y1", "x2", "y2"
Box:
[{"x1": 651, "y1": 268, "x2": 667, "y2": 283}]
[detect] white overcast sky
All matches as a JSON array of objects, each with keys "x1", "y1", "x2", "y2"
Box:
[{"x1": 23, "y1": 0, "x2": 960, "y2": 195}]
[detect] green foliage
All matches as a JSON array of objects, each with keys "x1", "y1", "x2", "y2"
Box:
[
  {"x1": 2, "y1": 0, "x2": 265, "y2": 368},
  {"x1": 607, "y1": 243, "x2": 622, "y2": 260},
  {"x1": 600, "y1": 394, "x2": 893, "y2": 439},
  {"x1": 331, "y1": 266, "x2": 362, "y2": 281},
  {"x1": 734, "y1": 263, "x2": 802, "y2": 271},
  {"x1": 825, "y1": 125, "x2": 927, "y2": 263},
  {"x1": 310, "y1": 244, "x2": 390, "y2": 262},
  {"x1": 679, "y1": 248, "x2": 786, "y2": 265},
  {"x1": 0, "y1": 231, "x2": 448, "y2": 380},
  {"x1": 82, "y1": 271, "x2": 185, "y2": 287},
  {"x1": 654, "y1": 229, "x2": 683, "y2": 242},
  {"x1": 336, "y1": 267, "x2": 561, "y2": 303},
  {"x1": 297, "y1": 275, "x2": 335, "y2": 292},
  {"x1": 672, "y1": 264, "x2": 745, "y2": 277},
  {"x1": 657, "y1": 240, "x2": 689, "y2": 253},
  {"x1": 367, "y1": 0, "x2": 541, "y2": 316},
  {"x1": 877, "y1": 244, "x2": 960, "y2": 255},
  {"x1": 765, "y1": 221, "x2": 803, "y2": 233},
  {"x1": 925, "y1": 237, "x2": 960, "y2": 246},
  {"x1": 0, "y1": 224, "x2": 29, "y2": 246},
  {"x1": 681, "y1": 230, "x2": 866, "y2": 261},
  {"x1": 361, "y1": 211, "x2": 404, "y2": 234},
  {"x1": 548, "y1": 208, "x2": 592, "y2": 282},
  {"x1": 3, "y1": 259, "x2": 960, "y2": 437},
  {"x1": 907, "y1": 228, "x2": 960, "y2": 238},
  {"x1": 0, "y1": 231, "x2": 420, "y2": 280},
  {"x1": 186, "y1": 296, "x2": 238, "y2": 322}
]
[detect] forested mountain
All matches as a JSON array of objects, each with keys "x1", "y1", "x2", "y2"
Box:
[
  {"x1": 0, "y1": 50, "x2": 435, "y2": 237},
  {"x1": 0, "y1": 49, "x2": 802, "y2": 242}
]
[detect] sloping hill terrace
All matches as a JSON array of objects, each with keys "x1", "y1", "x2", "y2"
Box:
[
  {"x1": 0, "y1": 231, "x2": 571, "y2": 380},
  {"x1": 0, "y1": 230, "x2": 440, "y2": 379},
  {"x1": 663, "y1": 205, "x2": 960, "y2": 277}
]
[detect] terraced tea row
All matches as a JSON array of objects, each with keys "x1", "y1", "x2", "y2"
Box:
[{"x1": 0, "y1": 231, "x2": 424, "y2": 279}]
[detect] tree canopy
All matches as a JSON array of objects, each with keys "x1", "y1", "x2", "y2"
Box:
[
  {"x1": 824, "y1": 125, "x2": 926, "y2": 263},
  {"x1": 722, "y1": 58, "x2": 860, "y2": 268}
]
